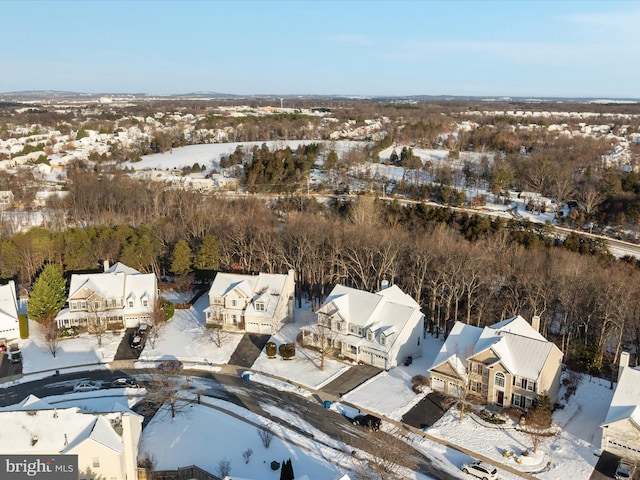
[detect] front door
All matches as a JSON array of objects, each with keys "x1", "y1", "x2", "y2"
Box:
[{"x1": 497, "y1": 390, "x2": 504, "y2": 406}]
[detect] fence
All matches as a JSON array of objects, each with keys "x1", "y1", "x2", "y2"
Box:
[{"x1": 138, "y1": 465, "x2": 221, "y2": 480}]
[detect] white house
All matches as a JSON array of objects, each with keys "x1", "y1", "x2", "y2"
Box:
[
  {"x1": 304, "y1": 284, "x2": 424, "y2": 370},
  {"x1": 55, "y1": 262, "x2": 158, "y2": 329},
  {"x1": 204, "y1": 270, "x2": 295, "y2": 334},
  {"x1": 429, "y1": 315, "x2": 563, "y2": 409},
  {"x1": 600, "y1": 352, "x2": 640, "y2": 462},
  {"x1": 0, "y1": 280, "x2": 20, "y2": 341},
  {"x1": 0, "y1": 395, "x2": 143, "y2": 480}
]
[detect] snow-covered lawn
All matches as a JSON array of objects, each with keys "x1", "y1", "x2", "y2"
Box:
[
  {"x1": 10, "y1": 292, "x2": 614, "y2": 480},
  {"x1": 138, "y1": 294, "x2": 243, "y2": 364}
]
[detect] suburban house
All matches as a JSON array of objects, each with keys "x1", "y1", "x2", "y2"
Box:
[
  {"x1": 204, "y1": 270, "x2": 295, "y2": 334},
  {"x1": 304, "y1": 284, "x2": 424, "y2": 370},
  {"x1": 55, "y1": 262, "x2": 158, "y2": 330},
  {"x1": 0, "y1": 280, "x2": 19, "y2": 341},
  {"x1": 429, "y1": 315, "x2": 563, "y2": 409},
  {"x1": 600, "y1": 352, "x2": 640, "y2": 462},
  {"x1": 0, "y1": 395, "x2": 143, "y2": 480}
]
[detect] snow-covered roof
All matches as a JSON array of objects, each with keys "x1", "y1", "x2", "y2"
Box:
[
  {"x1": 0, "y1": 280, "x2": 19, "y2": 338},
  {"x1": 602, "y1": 366, "x2": 640, "y2": 427},
  {"x1": 207, "y1": 271, "x2": 292, "y2": 318},
  {"x1": 318, "y1": 284, "x2": 423, "y2": 353},
  {"x1": 66, "y1": 263, "x2": 156, "y2": 315},
  {"x1": 430, "y1": 316, "x2": 558, "y2": 381}
]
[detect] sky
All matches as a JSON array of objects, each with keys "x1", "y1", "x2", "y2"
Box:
[{"x1": 2, "y1": 1, "x2": 639, "y2": 98}]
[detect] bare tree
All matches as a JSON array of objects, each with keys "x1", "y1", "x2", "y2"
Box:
[
  {"x1": 86, "y1": 300, "x2": 109, "y2": 348},
  {"x1": 301, "y1": 310, "x2": 337, "y2": 371},
  {"x1": 41, "y1": 315, "x2": 60, "y2": 358},
  {"x1": 257, "y1": 426, "x2": 274, "y2": 448},
  {"x1": 353, "y1": 431, "x2": 417, "y2": 480},
  {"x1": 143, "y1": 359, "x2": 188, "y2": 419},
  {"x1": 216, "y1": 458, "x2": 231, "y2": 478},
  {"x1": 242, "y1": 448, "x2": 253, "y2": 464},
  {"x1": 147, "y1": 299, "x2": 168, "y2": 350}
]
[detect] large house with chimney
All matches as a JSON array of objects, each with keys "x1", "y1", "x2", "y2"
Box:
[
  {"x1": 55, "y1": 262, "x2": 158, "y2": 330},
  {"x1": 600, "y1": 352, "x2": 640, "y2": 462},
  {"x1": 204, "y1": 270, "x2": 295, "y2": 334},
  {"x1": 0, "y1": 395, "x2": 143, "y2": 480},
  {"x1": 429, "y1": 315, "x2": 563, "y2": 409},
  {"x1": 304, "y1": 283, "x2": 424, "y2": 370},
  {"x1": 0, "y1": 280, "x2": 19, "y2": 341}
]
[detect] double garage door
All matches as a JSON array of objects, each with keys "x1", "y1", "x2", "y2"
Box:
[{"x1": 245, "y1": 321, "x2": 273, "y2": 334}]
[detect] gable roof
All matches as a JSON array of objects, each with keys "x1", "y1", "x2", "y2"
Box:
[
  {"x1": 207, "y1": 271, "x2": 292, "y2": 318},
  {"x1": 318, "y1": 284, "x2": 423, "y2": 353},
  {"x1": 602, "y1": 366, "x2": 640, "y2": 427},
  {"x1": 430, "y1": 316, "x2": 559, "y2": 380}
]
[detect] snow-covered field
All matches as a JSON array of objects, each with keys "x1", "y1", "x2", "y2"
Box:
[{"x1": 8, "y1": 292, "x2": 614, "y2": 480}]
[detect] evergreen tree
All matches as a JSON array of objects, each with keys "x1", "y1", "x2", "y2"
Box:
[
  {"x1": 170, "y1": 240, "x2": 193, "y2": 276},
  {"x1": 27, "y1": 264, "x2": 67, "y2": 322},
  {"x1": 196, "y1": 235, "x2": 219, "y2": 270},
  {"x1": 279, "y1": 458, "x2": 294, "y2": 480}
]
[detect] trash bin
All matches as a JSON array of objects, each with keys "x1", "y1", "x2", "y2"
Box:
[
  {"x1": 242, "y1": 373, "x2": 251, "y2": 382},
  {"x1": 324, "y1": 400, "x2": 332, "y2": 409}
]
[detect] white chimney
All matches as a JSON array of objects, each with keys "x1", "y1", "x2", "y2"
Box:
[
  {"x1": 618, "y1": 351, "x2": 630, "y2": 382},
  {"x1": 531, "y1": 315, "x2": 540, "y2": 333},
  {"x1": 380, "y1": 279, "x2": 389, "y2": 290},
  {"x1": 103, "y1": 260, "x2": 110, "y2": 272}
]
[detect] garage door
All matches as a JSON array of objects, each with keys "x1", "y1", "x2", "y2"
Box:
[
  {"x1": 246, "y1": 322, "x2": 272, "y2": 334},
  {"x1": 431, "y1": 377, "x2": 446, "y2": 392}
]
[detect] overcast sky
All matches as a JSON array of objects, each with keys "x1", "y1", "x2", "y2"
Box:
[{"x1": 3, "y1": 0, "x2": 639, "y2": 98}]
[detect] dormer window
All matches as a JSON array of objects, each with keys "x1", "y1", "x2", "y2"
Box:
[
  {"x1": 128, "y1": 300, "x2": 134, "y2": 308},
  {"x1": 142, "y1": 299, "x2": 148, "y2": 307},
  {"x1": 380, "y1": 336, "x2": 386, "y2": 346},
  {"x1": 367, "y1": 330, "x2": 373, "y2": 341}
]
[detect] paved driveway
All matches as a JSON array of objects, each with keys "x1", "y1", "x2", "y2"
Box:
[
  {"x1": 591, "y1": 451, "x2": 638, "y2": 480},
  {"x1": 319, "y1": 363, "x2": 381, "y2": 397},
  {"x1": 401, "y1": 391, "x2": 455, "y2": 429},
  {"x1": 228, "y1": 334, "x2": 271, "y2": 368},
  {"x1": 113, "y1": 328, "x2": 145, "y2": 361}
]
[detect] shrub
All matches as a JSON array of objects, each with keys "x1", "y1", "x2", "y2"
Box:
[
  {"x1": 279, "y1": 343, "x2": 295, "y2": 359},
  {"x1": 19, "y1": 314, "x2": 29, "y2": 339},
  {"x1": 266, "y1": 341, "x2": 277, "y2": 358},
  {"x1": 411, "y1": 374, "x2": 429, "y2": 393},
  {"x1": 59, "y1": 326, "x2": 80, "y2": 338},
  {"x1": 162, "y1": 299, "x2": 175, "y2": 320},
  {"x1": 476, "y1": 409, "x2": 506, "y2": 425}
]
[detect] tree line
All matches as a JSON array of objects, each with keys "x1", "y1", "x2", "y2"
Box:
[{"x1": 1, "y1": 179, "x2": 639, "y2": 376}]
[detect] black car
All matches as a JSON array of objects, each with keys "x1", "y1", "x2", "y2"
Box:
[
  {"x1": 352, "y1": 414, "x2": 381, "y2": 431},
  {"x1": 110, "y1": 377, "x2": 140, "y2": 388},
  {"x1": 130, "y1": 335, "x2": 144, "y2": 349}
]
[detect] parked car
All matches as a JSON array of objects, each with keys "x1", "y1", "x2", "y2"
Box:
[
  {"x1": 73, "y1": 380, "x2": 102, "y2": 392},
  {"x1": 352, "y1": 414, "x2": 381, "y2": 432},
  {"x1": 461, "y1": 460, "x2": 498, "y2": 480},
  {"x1": 615, "y1": 459, "x2": 636, "y2": 480},
  {"x1": 136, "y1": 323, "x2": 149, "y2": 336},
  {"x1": 110, "y1": 377, "x2": 140, "y2": 389},
  {"x1": 130, "y1": 335, "x2": 144, "y2": 349}
]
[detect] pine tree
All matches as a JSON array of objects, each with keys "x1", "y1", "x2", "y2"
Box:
[
  {"x1": 170, "y1": 240, "x2": 193, "y2": 276},
  {"x1": 279, "y1": 458, "x2": 294, "y2": 480},
  {"x1": 27, "y1": 264, "x2": 67, "y2": 322},
  {"x1": 196, "y1": 235, "x2": 219, "y2": 270}
]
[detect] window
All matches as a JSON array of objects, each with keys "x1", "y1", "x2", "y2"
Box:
[
  {"x1": 470, "y1": 381, "x2": 482, "y2": 393},
  {"x1": 80, "y1": 301, "x2": 87, "y2": 309},
  {"x1": 255, "y1": 302, "x2": 265, "y2": 312},
  {"x1": 92, "y1": 457, "x2": 100, "y2": 468},
  {"x1": 71, "y1": 301, "x2": 77, "y2": 310},
  {"x1": 380, "y1": 336, "x2": 386, "y2": 346},
  {"x1": 142, "y1": 299, "x2": 148, "y2": 307},
  {"x1": 213, "y1": 296, "x2": 223, "y2": 305},
  {"x1": 495, "y1": 372, "x2": 505, "y2": 388},
  {"x1": 93, "y1": 301, "x2": 100, "y2": 309},
  {"x1": 527, "y1": 381, "x2": 536, "y2": 392},
  {"x1": 231, "y1": 299, "x2": 237, "y2": 307},
  {"x1": 366, "y1": 330, "x2": 373, "y2": 341},
  {"x1": 350, "y1": 345, "x2": 358, "y2": 354},
  {"x1": 128, "y1": 300, "x2": 134, "y2": 308}
]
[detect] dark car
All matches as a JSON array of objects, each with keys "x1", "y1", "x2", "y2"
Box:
[
  {"x1": 130, "y1": 335, "x2": 144, "y2": 349},
  {"x1": 110, "y1": 377, "x2": 140, "y2": 389},
  {"x1": 352, "y1": 414, "x2": 381, "y2": 432}
]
